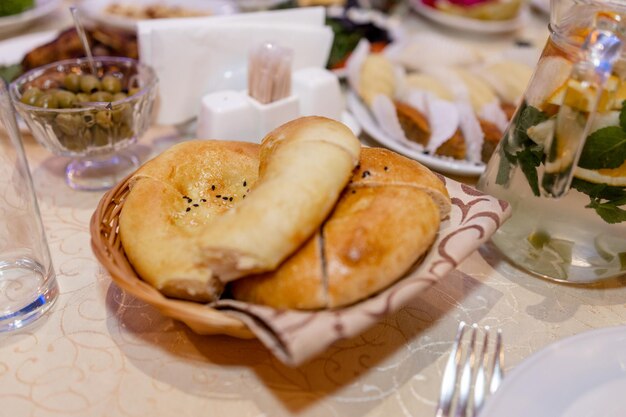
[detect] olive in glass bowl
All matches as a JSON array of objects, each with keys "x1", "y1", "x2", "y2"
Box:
[{"x1": 9, "y1": 57, "x2": 157, "y2": 191}]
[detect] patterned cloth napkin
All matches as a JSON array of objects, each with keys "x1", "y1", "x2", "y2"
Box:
[{"x1": 214, "y1": 177, "x2": 511, "y2": 366}]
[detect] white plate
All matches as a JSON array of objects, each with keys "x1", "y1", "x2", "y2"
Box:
[
  {"x1": 409, "y1": 0, "x2": 529, "y2": 34},
  {"x1": 0, "y1": 0, "x2": 61, "y2": 37},
  {"x1": 346, "y1": 91, "x2": 484, "y2": 176},
  {"x1": 77, "y1": 0, "x2": 239, "y2": 31},
  {"x1": 0, "y1": 30, "x2": 57, "y2": 66},
  {"x1": 0, "y1": 30, "x2": 58, "y2": 132},
  {"x1": 479, "y1": 326, "x2": 626, "y2": 417}
]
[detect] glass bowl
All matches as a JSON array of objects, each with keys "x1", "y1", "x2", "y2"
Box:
[{"x1": 9, "y1": 57, "x2": 157, "y2": 191}]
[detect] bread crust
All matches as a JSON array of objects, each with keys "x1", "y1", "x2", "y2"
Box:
[
  {"x1": 119, "y1": 116, "x2": 361, "y2": 301},
  {"x1": 325, "y1": 185, "x2": 439, "y2": 308},
  {"x1": 224, "y1": 234, "x2": 326, "y2": 309},
  {"x1": 230, "y1": 147, "x2": 450, "y2": 309},
  {"x1": 119, "y1": 140, "x2": 260, "y2": 302},
  {"x1": 197, "y1": 116, "x2": 361, "y2": 282}
]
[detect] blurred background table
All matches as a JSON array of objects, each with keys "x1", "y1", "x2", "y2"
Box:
[{"x1": 2, "y1": 2, "x2": 626, "y2": 417}]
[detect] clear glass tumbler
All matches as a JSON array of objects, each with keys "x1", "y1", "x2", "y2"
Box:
[{"x1": 0, "y1": 80, "x2": 58, "y2": 332}]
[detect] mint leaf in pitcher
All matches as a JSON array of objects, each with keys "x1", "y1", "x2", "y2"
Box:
[
  {"x1": 572, "y1": 178, "x2": 626, "y2": 200},
  {"x1": 578, "y1": 126, "x2": 626, "y2": 170},
  {"x1": 496, "y1": 102, "x2": 548, "y2": 195},
  {"x1": 516, "y1": 104, "x2": 548, "y2": 144},
  {"x1": 588, "y1": 198, "x2": 626, "y2": 224},
  {"x1": 517, "y1": 144, "x2": 544, "y2": 196},
  {"x1": 572, "y1": 178, "x2": 626, "y2": 224}
]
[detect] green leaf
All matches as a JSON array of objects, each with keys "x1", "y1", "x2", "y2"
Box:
[
  {"x1": 493, "y1": 102, "x2": 548, "y2": 194},
  {"x1": 0, "y1": 0, "x2": 34, "y2": 16},
  {"x1": 587, "y1": 199, "x2": 626, "y2": 224},
  {"x1": 578, "y1": 126, "x2": 626, "y2": 169},
  {"x1": 572, "y1": 178, "x2": 626, "y2": 201},
  {"x1": 495, "y1": 148, "x2": 515, "y2": 186},
  {"x1": 325, "y1": 18, "x2": 364, "y2": 68},
  {"x1": 0, "y1": 63, "x2": 22, "y2": 83},
  {"x1": 514, "y1": 104, "x2": 549, "y2": 146},
  {"x1": 516, "y1": 144, "x2": 544, "y2": 196}
]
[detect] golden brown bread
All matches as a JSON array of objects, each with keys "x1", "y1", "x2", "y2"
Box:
[
  {"x1": 196, "y1": 116, "x2": 361, "y2": 283},
  {"x1": 119, "y1": 140, "x2": 260, "y2": 302},
  {"x1": 229, "y1": 147, "x2": 450, "y2": 309},
  {"x1": 119, "y1": 116, "x2": 360, "y2": 302}
]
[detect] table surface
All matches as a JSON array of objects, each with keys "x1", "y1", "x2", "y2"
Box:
[{"x1": 3, "y1": 2, "x2": 626, "y2": 417}]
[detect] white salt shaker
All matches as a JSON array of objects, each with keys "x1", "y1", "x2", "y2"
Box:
[
  {"x1": 196, "y1": 91, "x2": 300, "y2": 142},
  {"x1": 195, "y1": 90, "x2": 258, "y2": 142},
  {"x1": 292, "y1": 67, "x2": 343, "y2": 121}
]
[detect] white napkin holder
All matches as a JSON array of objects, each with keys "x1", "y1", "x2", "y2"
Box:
[{"x1": 196, "y1": 67, "x2": 344, "y2": 142}]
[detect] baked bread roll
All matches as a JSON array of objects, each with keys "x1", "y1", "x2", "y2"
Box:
[
  {"x1": 198, "y1": 116, "x2": 361, "y2": 283},
  {"x1": 119, "y1": 140, "x2": 260, "y2": 302},
  {"x1": 229, "y1": 147, "x2": 451, "y2": 309},
  {"x1": 119, "y1": 116, "x2": 360, "y2": 301}
]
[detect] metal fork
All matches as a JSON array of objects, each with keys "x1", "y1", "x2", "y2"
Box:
[{"x1": 435, "y1": 322, "x2": 504, "y2": 417}]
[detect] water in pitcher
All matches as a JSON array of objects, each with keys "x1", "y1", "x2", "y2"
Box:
[{"x1": 478, "y1": 26, "x2": 626, "y2": 283}]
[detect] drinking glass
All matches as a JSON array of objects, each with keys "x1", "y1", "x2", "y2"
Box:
[
  {"x1": 0, "y1": 80, "x2": 58, "y2": 331},
  {"x1": 478, "y1": 0, "x2": 626, "y2": 283}
]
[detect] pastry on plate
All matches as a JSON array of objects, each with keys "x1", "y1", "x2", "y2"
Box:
[
  {"x1": 358, "y1": 53, "x2": 397, "y2": 106},
  {"x1": 394, "y1": 100, "x2": 467, "y2": 160},
  {"x1": 477, "y1": 60, "x2": 533, "y2": 117},
  {"x1": 422, "y1": 0, "x2": 524, "y2": 21}
]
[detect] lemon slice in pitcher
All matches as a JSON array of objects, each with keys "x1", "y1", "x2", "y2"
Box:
[
  {"x1": 574, "y1": 160, "x2": 626, "y2": 186},
  {"x1": 546, "y1": 77, "x2": 619, "y2": 112}
]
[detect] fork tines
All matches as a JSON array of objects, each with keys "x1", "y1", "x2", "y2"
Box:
[{"x1": 435, "y1": 321, "x2": 503, "y2": 417}]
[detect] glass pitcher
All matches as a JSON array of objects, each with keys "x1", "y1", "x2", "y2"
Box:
[{"x1": 478, "y1": 0, "x2": 626, "y2": 283}]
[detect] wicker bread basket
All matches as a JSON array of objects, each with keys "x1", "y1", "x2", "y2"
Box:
[{"x1": 90, "y1": 173, "x2": 254, "y2": 339}]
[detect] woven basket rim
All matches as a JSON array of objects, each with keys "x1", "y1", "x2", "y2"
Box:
[{"x1": 89, "y1": 172, "x2": 253, "y2": 338}]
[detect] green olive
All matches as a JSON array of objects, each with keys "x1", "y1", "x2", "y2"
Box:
[
  {"x1": 101, "y1": 75, "x2": 122, "y2": 94},
  {"x1": 79, "y1": 74, "x2": 101, "y2": 93},
  {"x1": 34, "y1": 93, "x2": 59, "y2": 109},
  {"x1": 55, "y1": 113, "x2": 83, "y2": 136},
  {"x1": 20, "y1": 87, "x2": 42, "y2": 105},
  {"x1": 92, "y1": 126, "x2": 111, "y2": 147},
  {"x1": 111, "y1": 103, "x2": 130, "y2": 123},
  {"x1": 55, "y1": 90, "x2": 77, "y2": 109},
  {"x1": 90, "y1": 91, "x2": 113, "y2": 103},
  {"x1": 119, "y1": 124, "x2": 134, "y2": 139},
  {"x1": 95, "y1": 110, "x2": 114, "y2": 128},
  {"x1": 112, "y1": 92, "x2": 127, "y2": 102},
  {"x1": 82, "y1": 112, "x2": 96, "y2": 128},
  {"x1": 128, "y1": 87, "x2": 140, "y2": 96},
  {"x1": 63, "y1": 73, "x2": 81, "y2": 93},
  {"x1": 75, "y1": 93, "x2": 91, "y2": 103}
]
